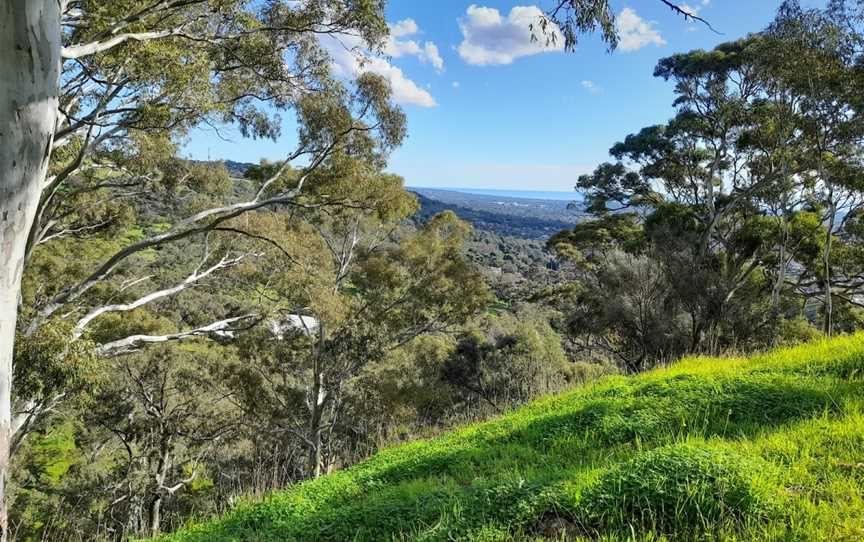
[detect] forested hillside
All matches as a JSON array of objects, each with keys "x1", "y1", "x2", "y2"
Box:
[
  {"x1": 4, "y1": 1, "x2": 864, "y2": 542},
  {"x1": 412, "y1": 191, "x2": 569, "y2": 303},
  {"x1": 412, "y1": 189, "x2": 580, "y2": 239}
]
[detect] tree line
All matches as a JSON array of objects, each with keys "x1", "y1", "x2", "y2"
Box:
[{"x1": 549, "y1": 1, "x2": 864, "y2": 371}]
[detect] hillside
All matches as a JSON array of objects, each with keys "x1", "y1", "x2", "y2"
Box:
[
  {"x1": 154, "y1": 335, "x2": 864, "y2": 541},
  {"x1": 411, "y1": 190, "x2": 580, "y2": 240}
]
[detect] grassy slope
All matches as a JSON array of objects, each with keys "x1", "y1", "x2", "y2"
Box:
[{"x1": 156, "y1": 335, "x2": 864, "y2": 541}]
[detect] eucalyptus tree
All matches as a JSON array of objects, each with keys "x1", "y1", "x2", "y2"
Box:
[
  {"x1": 763, "y1": 1, "x2": 864, "y2": 334},
  {"x1": 596, "y1": 39, "x2": 788, "y2": 351},
  {"x1": 550, "y1": 36, "x2": 825, "y2": 359},
  {"x1": 550, "y1": 1, "x2": 864, "y2": 359},
  {"x1": 538, "y1": 0, "x2": 716, "y2": 51},
  {"x1": 229, "y1": 205, "x2": 490, "y2": 480},
  {"x1": 89, "y1": 347, "x2": 236, "y2": 538},
  {"x1": 0, "y1": 1, "x2": 402, "y2": 536},
  {"x1": 737, "y1": 44, "x2": 811, "y2": 313}
]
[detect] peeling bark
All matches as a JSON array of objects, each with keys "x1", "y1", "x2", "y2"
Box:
[{"x1": 0, "y1": 1, "x2": 61, "y2": 538}]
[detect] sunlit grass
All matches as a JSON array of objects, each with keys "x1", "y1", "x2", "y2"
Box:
[{"x1": 153, "y1": 334, "x2": 864, "y2": 541}]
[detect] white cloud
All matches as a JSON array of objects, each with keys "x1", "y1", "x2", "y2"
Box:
[
  {"x1": 581, "y1": 80, "x2": 602, "y2": 94},
  {"x1": 385, "y1": 37, "x2": 423, "y2": 57},
  {"x1": 457, "y1": 4, "x2": 564, "y2": 66},
  {"x1": 423, "y1": 42, "x2": 444, "y2": 72},
  {"x1": 452, "y1": 81, "x2": 460, "y2": 88},
  {"x1": 616, "y1": 8, "x2": 666, "y2": 52},
  {"x1": 365, "y1": 57, "x2": 437, "y2": 107},
  {"x1": 322, "y1": 34, "x2": 437, "y2": 108},
  {"x1": 384, "y1": 19, "x2": 445, "y2": 73},
  {"x1": 679, "y1": 3, "x2": 700, "y2": 17},
  {"x1": 680, "y1": 3, "x2": 711, "y2": 32},
  {"x1": 390, "y1": 18, "x2": 419, "y2": 38}
]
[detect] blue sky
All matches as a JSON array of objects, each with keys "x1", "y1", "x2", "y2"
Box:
[{"x1": 184, "y1": 1, "x2": 823, "y2": 191}]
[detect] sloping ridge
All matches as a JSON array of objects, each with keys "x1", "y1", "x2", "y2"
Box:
[{"x1": 156, "y1": 335, "x2": 864, "y2": 541}]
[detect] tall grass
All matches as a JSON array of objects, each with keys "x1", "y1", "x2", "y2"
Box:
[{"x1": 152, "y1": 334, "x2": 864, "y2": 541}]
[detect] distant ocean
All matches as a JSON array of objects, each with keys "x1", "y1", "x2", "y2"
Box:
[{"x1": 413, "y1": 187, "x2": 579, "y2": 202}]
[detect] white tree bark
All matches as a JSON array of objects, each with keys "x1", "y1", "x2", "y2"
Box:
[
  {"x1": 96, "y1": 315, "x2": 258, "y2": 356},
  {"x1": 0, "y1": 1, "x2": 61, "y2": 538},
  {"x1": 72, "y1": 254, "x2": 247, "y2": 339}
]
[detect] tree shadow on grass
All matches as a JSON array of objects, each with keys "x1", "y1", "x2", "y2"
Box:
[
  {"x1": 360, "y1": 373, "x2": 856, "y2": 485},
  {"x1": 167, "y1": 373, "x2": 860, "y2": 542}
]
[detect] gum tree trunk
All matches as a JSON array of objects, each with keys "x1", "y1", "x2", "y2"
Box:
[
  {"x1": 771, "y1": 213, "x2": 789, "y2": 312},
  {"x1": 823, "y1": 185, "x2": 836, "y2": 337},
  {"x1": 0, "y1": 1, "x2": 60, "y2": 538},
  {"x1": 308, "y1": 326, "x2": 326, "y2": 479}
]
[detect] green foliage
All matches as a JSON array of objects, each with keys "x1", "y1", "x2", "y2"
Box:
[
  {"x1": 442, "y1": 309, "x2": 571, "y2": 408},
  {"x1": 577, "y1": 444, "x2": 779, "y2": 536},
  {"x1": 14, "y1": 321, "x2": 100, "y2": 410},
  {"x1": 549, "y1": 4, "x2": 864, "y2": 363},
  {"x1": 152, "y1": 333, "x2": 864, "y2": 542},
  {"x1": 20, "y1": 421, "x2": 80, "y2": 486},
  {"x1": 11, "y1": 417, "x2": 91, "y2": 542},
  {"x1": 355, "y1": 334, "x2": 457, "y2": 427},
  {"x1": 548, "y1": 213, "x2": 643, "y2": 257}
]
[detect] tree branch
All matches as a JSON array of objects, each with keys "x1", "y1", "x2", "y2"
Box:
[
  {"x1": 62, "y1": 28, "x2": 186, "y2": 59},
  {"x1": 26, "y1": 137, "x2": 342, "y2": 336},
  {"x1": 73, "y1": 253, "x2": 248, "y2": 339},
  {"x1": 96, "y1": 315, "x2": 260, "y2": 356},
  {"x1": 659, "y1": 0, "x2": 721, "y2": 34}
]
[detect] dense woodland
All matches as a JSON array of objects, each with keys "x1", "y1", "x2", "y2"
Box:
[{"x1": 4, "y1": 0, "x2": 864, "y2": 541}]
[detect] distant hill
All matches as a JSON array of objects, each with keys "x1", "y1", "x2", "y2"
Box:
[
  {"x1": 410, "y1": 189, "x2": 573, "y2": 302},
  {"x1": 191, "y1": 159, "x2": 256, "y2": 177},
  {"x1": 182, "y1": 168, "x2": 580, "y2": 240},
  {"x1": 153, "y1": 334, "x2": 864, "y2": 541},
  {"x1": 411, "y1": 189, "x2": 580, "y2": 240},
  {"x1": 414, "y1": 187, "x2": 581, "y2": 222}
]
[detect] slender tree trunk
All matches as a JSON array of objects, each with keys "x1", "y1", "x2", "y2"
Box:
[
  {"x1": 689, "y1": 314, "x2": 703, "y2": 354},
  {"x1": 823, "y1": 186, "x2": 836, "y2": 337},
  {"x1": 698, "y1": 147, "x2": 724, "y2": 260},
  {"x1": 308, "y1": 368, "x2": 324, "y2": 479},
  {"x1": 149, "y1": 436, "x2": 172, "y2": 537},
  {"x1": 771, "y1": 213, "x2": 789, "y2": 312},
  {"x1": 0, "y1": 2, "x2": 60, "y2": 538},
  {"x1": 308, "y1": 326, "x2": 326, "y2": 479},
  {"x1": 148, "y1": 495, "x2": 163, "y2": 537}
]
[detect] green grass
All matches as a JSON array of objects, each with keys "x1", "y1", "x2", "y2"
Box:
[{"x1": 153, "y1": 335, "x2": 864, "y2": 541}]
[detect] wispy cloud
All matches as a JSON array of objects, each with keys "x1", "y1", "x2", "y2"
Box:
[
  {"x1": 386, "y1": 18, "x2": 445, "y2": 73},
  {"x1": 678, "y1": 3, "x2": 701, "y2": 17},
  {"x1": 678, "y1": 2, "x2": 711, "y2": 32},
  {"x1": 581, "y1": 80, "x2": 602, "y2": 95},
  {"x1": 390, "y1": 18, "x2": 419, "y2": 38},
  {"x1": 322, "y1": 32, "x2": 437, "y2": 108}
]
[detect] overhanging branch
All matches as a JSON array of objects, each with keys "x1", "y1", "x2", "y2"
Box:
[{"x1": 96, "y1": 314, "x2": 261, "y2": 356}]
